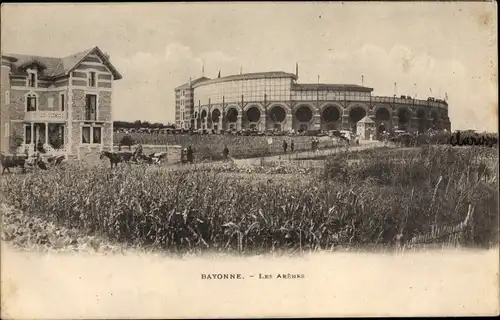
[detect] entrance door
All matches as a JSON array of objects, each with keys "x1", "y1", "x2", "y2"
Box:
[{"x1": 34, "y1": 123, "x2": 47, "y2": 150}]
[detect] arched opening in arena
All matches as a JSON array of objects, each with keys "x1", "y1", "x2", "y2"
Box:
[
  {"x1": 295, "y1": 105, "x2": 313, "y2": 132},
  {"x1": 375, "y1": 108, "x2": 390, "y2": 139},
  {"x1": 349, "y1": 106, "x2": 366, "y2": 132},
  {"x1": 269, "y1": 106, "x2": 286, "y2": 131},
  {"x1": 322, "y1": 105, "x2": 340, "y2": 130},
  {"x1": 225, "y1": 108, "x2": 238, "y2": 130},
  {"x1": 246, "y1": 106, "x2": 261, "y2": 128},
  {"x1": 211, "y1": 109, "x2": 221, "y2": 131},
  {"x1": 200, "y1": 110, "x2": 207, "y2": 130},
  {"x1": 195, "y1": 111, "x2": 201, "y2": 130},
  {"x1": 397, "y1": 107, "x2": 410, "y2": 131},
  {"x1": 430, "y1": 110, "x2": 440, "y2": 130},
  {"x1": 417, "y1": 109, "x2": 427, "y2": 134}
]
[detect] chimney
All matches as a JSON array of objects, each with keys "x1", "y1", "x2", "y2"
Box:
[{"x1": 295, "y1": 62, "x2": 299, "y2": 78}]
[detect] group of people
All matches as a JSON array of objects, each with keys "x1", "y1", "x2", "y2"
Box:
[
  {"x1": 311, "y1": 137, "x2": 321, "y2": 151},
  {"x1": 180, "y1": 146, "x2": 195, "y2": 163},
  {"x1": 180, "y1": 145, "x2": 230, "y2": 163},
  {"x1": 281, "y1": 138, "x2": 322, "y2": 153}
]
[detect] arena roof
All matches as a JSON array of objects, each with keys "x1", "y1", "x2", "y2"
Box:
[
  {"x1": 175, "y1": 76, "x2": 211, "y2": 90},
  {"x1": 293, "y1": 83, "x2": 373, "y2": 92},
  {"x1": 192, "y1": 71, "x2": 298, "y2": 88}
]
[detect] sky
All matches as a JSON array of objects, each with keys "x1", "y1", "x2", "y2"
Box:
[{"x1": 1, "y1": 2, "x2": 498, "y2": 132}]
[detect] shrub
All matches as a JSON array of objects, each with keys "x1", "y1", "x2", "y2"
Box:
[
  {"x1": 9, "y1": 133, "x2": 23, "y2": 153},
  {"x1": 120, "y1": 135, "x2": 135, "y2": 150}
]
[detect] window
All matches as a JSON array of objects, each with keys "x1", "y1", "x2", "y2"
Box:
[
  {"x1": 26, "y1": 93, "x2": 37, "y2": 112},
  {"x1": 25, "y1": 125, "x2": 32, "y2": 144},
  {"x1": 27, "y1": 71, "x2": 37, "y2": 88},
  {"x1": 60, "y1": 93, "x2": 65, "y2": 111},
  {"x1": 82, "y1": 127, "x2": 91, "y2": 144},
  {"x1": 93, "y1": 126, "x2": 102, "y2": 144},
  {"x1": 88, "y1": 72, "x2": 97, "y2": 87},
  {"x1": 82, "y1": 126, "x2": 102, "y2": 144},
  {"x1": 48, "y1": 97, "x2": 54, "y2": 109},
  {"x1": 85, "y1": 94, "x2": 97, "y2": 120}
]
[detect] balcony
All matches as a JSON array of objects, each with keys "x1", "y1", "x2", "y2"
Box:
[{"x1": 25, "y1": 110, "x2": 67, "y2": 122}]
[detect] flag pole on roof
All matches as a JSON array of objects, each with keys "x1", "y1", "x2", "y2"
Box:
[{"x1": 202, "y1": 65, "x2": 205, "y2": 77}]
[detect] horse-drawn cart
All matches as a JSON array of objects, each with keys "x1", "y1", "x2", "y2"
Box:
[{"x1": 0, "y1": 152, "x2": 66, "y2": 174}]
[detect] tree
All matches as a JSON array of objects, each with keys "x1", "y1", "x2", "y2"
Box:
[{"x1": 120, "y1": 135, "x2": 135, "y2": 150}]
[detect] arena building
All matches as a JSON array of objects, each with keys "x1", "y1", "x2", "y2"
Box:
[{"x1": 174, "y1": 66, "x2": 451, "y2": 137}]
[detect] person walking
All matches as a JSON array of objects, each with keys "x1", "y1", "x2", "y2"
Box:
[
  {"x1": 187, "y1": 145, "x2": 194, "y2": 164},
  {"x1": 282, "y1": 140, "x2": 288, "y2": 153},
  {"x1": 290, "y1": 140, "x2": 294, "y2": 152},
  {"x1": 222, "y1": 145, "x2": 229, "y2": 160}
]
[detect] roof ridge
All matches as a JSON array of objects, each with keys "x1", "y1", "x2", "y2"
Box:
[{"x1": 6, "y1": 52, "x2": 62, "y2": 59}]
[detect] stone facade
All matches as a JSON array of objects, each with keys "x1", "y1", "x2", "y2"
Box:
[
  {"x1": 0, "y1": 47, "x2": 122, "y2": 158},
  {"x1": 176, "y1": 71, "x2": 452, "y2": 135}
]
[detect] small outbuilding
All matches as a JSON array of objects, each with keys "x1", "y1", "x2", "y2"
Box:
[{"x1": 356, "y1": 116, "x2": 376, "y2": 140}]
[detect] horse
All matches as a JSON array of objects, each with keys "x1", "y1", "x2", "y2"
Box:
[
  {"x1": 100, "y1": 151, "x2": 134, "y2": 168},
  {"x1": 0, "y1": 153, "x2": 27, "y2": 174}
]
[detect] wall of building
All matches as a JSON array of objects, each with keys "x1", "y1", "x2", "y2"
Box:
[
  {"x1": 192, "y1": 98, "x2": 449, "y2": 135},
  {"x1": 1, "y1": 63, "x2": 10, "y2": 153}
]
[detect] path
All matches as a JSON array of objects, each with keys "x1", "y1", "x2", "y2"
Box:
[{"x1": 232, "y1": 140, "x2": 385, "y2": 166}]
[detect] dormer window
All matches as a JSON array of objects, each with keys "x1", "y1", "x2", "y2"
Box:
[
  {"x1": 27, "y1": 70, "x2": 38, "y2": 88},
  {"x1": 88, "y1": 71, "x2": 97, "y2": 87}
]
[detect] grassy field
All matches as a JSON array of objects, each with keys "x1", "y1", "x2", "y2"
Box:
[{"x1": 1, "y1": 144, "x2": 498, "y2": 255}]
